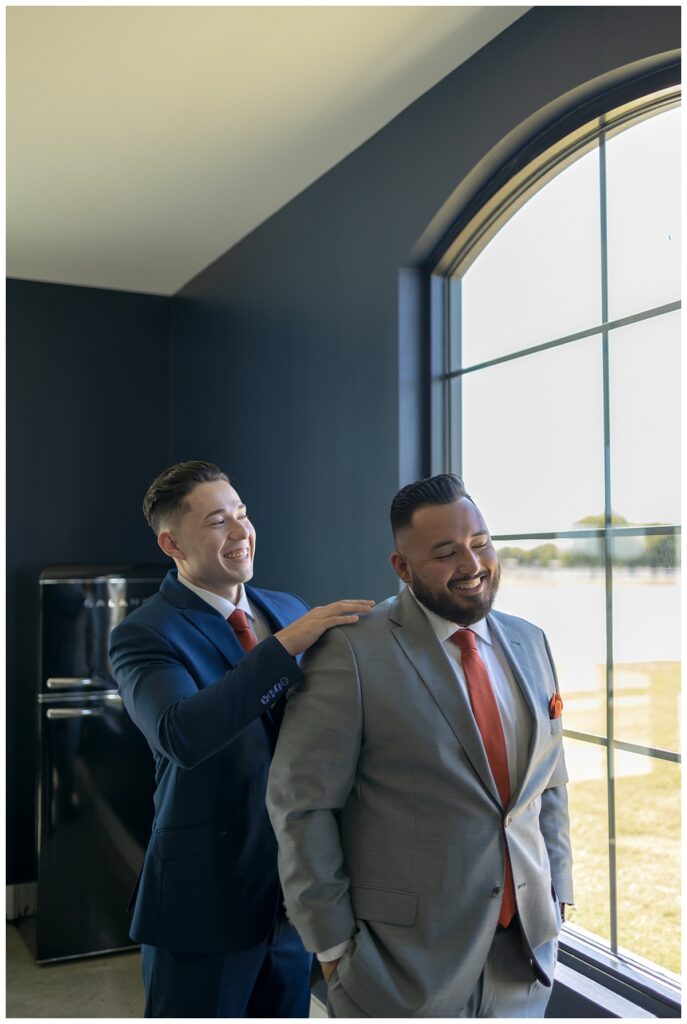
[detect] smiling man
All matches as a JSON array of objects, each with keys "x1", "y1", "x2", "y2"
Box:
[
  {"x1": 267, "y1": 473, "x2": 573, "y2": 1018},
  {"x1": 109, "y1": 461, "x2": 373, "y2": 1018}
]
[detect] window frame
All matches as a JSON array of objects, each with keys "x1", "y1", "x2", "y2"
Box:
[{"x1": 429, "y1": 78, "x2": 682, "y2": 1010}]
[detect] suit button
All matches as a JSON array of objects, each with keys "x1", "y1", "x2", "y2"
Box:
[
  {"x1": 504, "y1": 815, "x2": 512, "y2": 828},
  {"x1": 492, "y1": 887, "x2": 503, "y2": 898}
]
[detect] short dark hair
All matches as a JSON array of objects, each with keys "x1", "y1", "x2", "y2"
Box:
[
  {"x1": 143, "y1": 461, "x2": 229, "y2": 534},
  {"x1": 390, "y1": 473, "x2": 471, "y2": 541}
]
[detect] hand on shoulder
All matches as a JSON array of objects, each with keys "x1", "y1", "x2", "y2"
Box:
[{"x1": 274, "y1": 600, "x2": 374, "y2": 657}]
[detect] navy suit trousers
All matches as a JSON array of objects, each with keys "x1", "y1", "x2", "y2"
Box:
[{"x1": 141, "y1": 916, "x2": 312, "y2": 1018}]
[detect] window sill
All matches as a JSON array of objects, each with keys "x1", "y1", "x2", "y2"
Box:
[{"x1": 557, "y1": 925, "x2": 681, "y2": 1017}]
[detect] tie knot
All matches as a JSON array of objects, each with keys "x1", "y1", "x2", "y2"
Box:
[
  {"x1": 228, "y1": 609, "x2": 249, "y2": 630},
  {"x1": 450, "y1": 628, "x2": 477, "y2": 653}
]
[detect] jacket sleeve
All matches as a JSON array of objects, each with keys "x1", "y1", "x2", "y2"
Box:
[
  {"x1": 539, "y1": 629, "x2": 574, "y2": 905},
  {"x1": 266, "y1": 626, "x2": 362, "y2": 952},
  {"x1": 109, "y1": 619, "x2": 303, "y2": 770}
]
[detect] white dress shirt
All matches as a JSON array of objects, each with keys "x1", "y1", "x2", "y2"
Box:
[
  {"x1": 317, "y1": 588, "x2": 534, "y2": 964},
  {"x1": 177, "y1": 574, "x2": 272, "y2": 642}
]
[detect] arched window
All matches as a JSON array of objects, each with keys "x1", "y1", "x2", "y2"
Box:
[{"x1": 433, "y1": 85, "x2": 680, "y2": 982}]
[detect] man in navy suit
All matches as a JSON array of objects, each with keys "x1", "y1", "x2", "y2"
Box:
[{"x1": 109, "y1": 460, "x2": 373, "y2": 1018}]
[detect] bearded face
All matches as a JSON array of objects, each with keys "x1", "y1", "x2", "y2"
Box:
[{"x1": 391, "y1": 498, "x2": 500, "y2": 626}]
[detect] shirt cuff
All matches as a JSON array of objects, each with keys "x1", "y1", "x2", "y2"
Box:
[{"x1": 317, "y1": 939, "x2": 351, "y2": 963}]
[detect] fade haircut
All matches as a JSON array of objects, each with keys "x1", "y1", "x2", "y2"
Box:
[
  {"x1": 143, "y1": 461, "x2": 230, "y2": 534},
  {"x1": 390, "y1": 474, "x2": 472, "y2": 542}
]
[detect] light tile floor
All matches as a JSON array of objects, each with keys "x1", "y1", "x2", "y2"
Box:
[{"x1": 6, "y1": 922, "x2": 327, "y2": 1018}]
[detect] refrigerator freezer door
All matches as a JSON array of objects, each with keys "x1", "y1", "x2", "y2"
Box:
[{"x1": 36, "y1": 694, "x2": 154, "y2": 961}]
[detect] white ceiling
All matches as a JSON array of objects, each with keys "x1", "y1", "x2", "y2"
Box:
[{"x1": 7, "y1": 6, "x2": 528, "y2": 296}]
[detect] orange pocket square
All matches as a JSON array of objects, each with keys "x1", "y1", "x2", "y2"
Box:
[{"x1": 549, "y1": 692, "x2": 564, "y2": 719}]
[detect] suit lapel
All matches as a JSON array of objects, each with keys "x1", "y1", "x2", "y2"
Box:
[
  {"x1": 181, "y1": 605, "x2": 245, "y2": 665},
  {"x1": 182, "y1": 597, "x2": 281, "y2": 743},
  {"x1": 160, "y1": 569, "x2": 249, "y2": 667},
  {"x1": 390, "y1": 588, "x2": 502, "y2": 808},
  {"x1": 488, "y1": 612, "x2": 542, "y2": 804},
  {"x1": 245, "y1": 586, "x2": 290, "y2": 630}
]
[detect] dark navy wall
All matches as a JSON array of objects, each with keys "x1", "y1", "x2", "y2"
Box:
[
  {"x1": 171, "y1": 6, "x2": 679, "y2": 607},
  {"x1": 6, "y1": 280, "x2": 170, "y2": 883}
]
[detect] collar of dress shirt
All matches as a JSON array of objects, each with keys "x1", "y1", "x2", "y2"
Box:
[
  {"x1": 408, "y1": 586, "x2": 491, "y2": 646},
  {"x1": 177, "y1": 573, "x2": 253, "y2": 621}
]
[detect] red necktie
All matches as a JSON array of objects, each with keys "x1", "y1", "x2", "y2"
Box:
[
  {"x1": 228, "y1": 609, "x2": 258, "y2": 652},
  {"x1": 450, "y1": 628, "x2": 516, "y2": 927}
]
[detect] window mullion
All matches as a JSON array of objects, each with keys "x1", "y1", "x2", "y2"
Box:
[
  {"x1": 448, "y1": 278, "x2": 463, "y2": 477},
  {"x1": 599, "y1": 128, "x2": 619, "y2": 957}
]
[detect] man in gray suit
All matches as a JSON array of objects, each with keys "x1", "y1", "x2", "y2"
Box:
[{"x1": 267, "y1": 474, "x2": 573, "y2": 1017}]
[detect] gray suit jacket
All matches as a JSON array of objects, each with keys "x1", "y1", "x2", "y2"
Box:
[{"x1": 267, "y1": 587, "x2": 573, "y2": 1016}]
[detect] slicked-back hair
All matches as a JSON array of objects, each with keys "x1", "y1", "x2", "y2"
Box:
[
  {"x1": 390, "y1": 474, "x2": 472, "y2": 541},
  {"x1": 143, "y1": 461, "x2": 230, "y2": 534}
]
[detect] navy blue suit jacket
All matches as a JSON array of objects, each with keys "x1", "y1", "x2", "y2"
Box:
[{"x1": 108, "y1": 569, "x2": 308, "y2": 954}]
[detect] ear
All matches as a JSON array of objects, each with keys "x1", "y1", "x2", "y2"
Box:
[
  {"x1": 157, "y1": 530, "x2": 183, "y2": 561},
  {"x1": 390, "y1": 550, "x2": 411, "y2": 584}
]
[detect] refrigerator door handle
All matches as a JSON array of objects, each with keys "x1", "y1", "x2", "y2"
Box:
[
  {"x1": 46, "y1": 707, "x2": 109, "y2": 719},
  {"x1": 47, "y1": 677, "x2": 105, "y2": 689}
]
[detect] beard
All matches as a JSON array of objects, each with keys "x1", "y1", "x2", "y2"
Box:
[{"x1": 410, "y1": 562, "x2": 501, "y2": 627}]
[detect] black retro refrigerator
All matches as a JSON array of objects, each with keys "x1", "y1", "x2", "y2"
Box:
[{"x1": 36, "y1": 565, "x2": 164, "y2": 961}]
